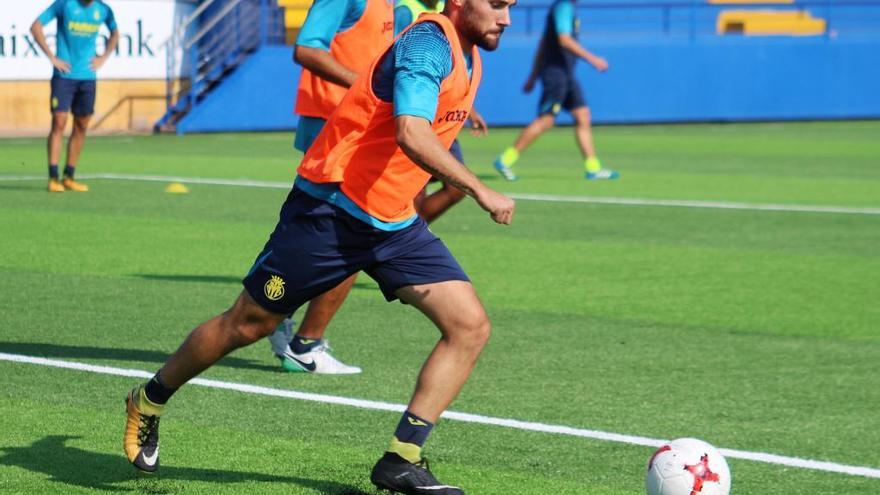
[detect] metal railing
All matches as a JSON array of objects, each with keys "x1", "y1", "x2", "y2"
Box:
[{"x1": 160, "y1": 0, "x2": 285, "y2": 128}]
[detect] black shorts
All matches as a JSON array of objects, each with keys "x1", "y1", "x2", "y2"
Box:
[
  {"x1": 50, "y1": 76, "x2": 96, "y2": 116},
  {"x1": 538, "y1": 67, "x2": 586, "y2": 117},
  {"x1": 242, "y1": 186, "x2": 470, "y2": 315}
]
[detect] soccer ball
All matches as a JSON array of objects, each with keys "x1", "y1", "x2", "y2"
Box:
[{"x1": 645, "y1": 438, "x2": 731, "y2": 495}]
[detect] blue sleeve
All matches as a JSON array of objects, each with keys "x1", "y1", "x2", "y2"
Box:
[
  {"x1": 37, "y1": 0, "x2": 64, "y2": 26},
  {"x1": 296, "y1": 0, "x2": 362, "y2": 50},
  {"x1": 553, "y1": 1, "x2": 574, "y2": 36},
  {"x1": 394, "y1": 6, "x2": 413, "y2": 36},
  {"x1": 392, "y1": 22, "x2": 452, "y2": 122},
  {"x1": 104, "y1": 5, "x2": 118, "y2": 31}
]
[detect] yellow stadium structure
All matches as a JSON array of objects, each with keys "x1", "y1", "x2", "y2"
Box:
[
  {"x1": 716, "y1": 9, "x2": 826, "y2": 36},
  {"x1": 277, "y1": 0, "x2": 314, "y2": 43}
]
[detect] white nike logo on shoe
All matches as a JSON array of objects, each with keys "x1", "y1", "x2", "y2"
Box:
[{"x1": 142, "y1": 448, "x2": 159, "y2": 466}]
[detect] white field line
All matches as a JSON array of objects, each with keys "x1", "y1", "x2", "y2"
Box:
[
  {"x1": 1, "y1": 352, "x2": 879, "y2": 479},
  {"x1": 3, "y1": 173, "x2": 879, "y2": 216}
]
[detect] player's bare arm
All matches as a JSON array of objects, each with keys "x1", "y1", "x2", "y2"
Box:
[
  {"x1": 396, "y1": 115, "x2": 514, "y2": 225},
  {"x1": 92, "y1": 29, "x2": 120, "y2": 71},
  {"x1": 30, "y1": 20, "x2": 70, "y2": 73},
  {"x1": 558, "y1": 33, "x2": 609, "y2": 72},
  {"x1": 294, "y1": 45, "x2": 359, "y2": 88}
]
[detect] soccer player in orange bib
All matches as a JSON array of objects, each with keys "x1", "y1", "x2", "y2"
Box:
[
  {"x1": 265, "y1": 0, "x2": 395, "y2": 375},
  {"x1": 123, "y1": 1, "x2": 516, "y2": 493}
]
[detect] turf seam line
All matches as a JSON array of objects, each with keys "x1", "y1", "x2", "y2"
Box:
[
  {"x1": 2, "y1": 352, "x2": 879, "y2": 479},
  {"x1": 2, "y1": 173, "x2": 879, "y2": 216}
]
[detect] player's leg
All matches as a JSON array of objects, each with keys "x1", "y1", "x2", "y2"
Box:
[
  {"x1": 511, "y1": 114, "x2": 555, "y2": 154},
  {"x1": 494, "y1": 70, "x2": 563, "y2": 181},
  {"x1": 370, "y1": 281, "x2": 488, "y2": 495},
  {"x1": 47, "y1": 113, "x2": 68, "y2": 192},
  {"x1": 124, "y1": 289, "x2": 285, "y2": 471},
  {"x1": 417, "y1": 183, "x2": 467, "y2": 223},
  {"x1": 399, "y1": 281, "x2": 490, "y2": 422},
  {"x1": 568, "y1": 85, "x2": 618, "y2": 180},
  {"x1": 62, "y1": 80, "x2": 97, "y2": 191},
  {"x1": 296, "y1": 274, "x2": 358, "y2": 341},
  {"x1": 162, "y1": 291, "x2": 285, "y2": 388},
  {"x1": 270, "y1": 115, "x2": 361, "y2": 374},
  {"x1": 62, "y1": 115, "x2": 91, "y2": 191},
  {"x1": 123, "y1": 188, "x2": 368, "y2": 471},
  {"x1": 571, "y1": 107, "x2": 596, "y2": 159},
  {"x1": 47, "y1": 77, "x2": 71, "y2": 192},
  {"x1": 416, "y1": 140, "x2": 468, "y2": 222},
  {"x1": 275, "y1": 273, "x2": 362, "y2": 374},
  {"x1": 493, "y1": 115, "x2": 555, "y2": 181},
  {"x1": 366, "y1": 222, "x2": 481, "y2": 494}
]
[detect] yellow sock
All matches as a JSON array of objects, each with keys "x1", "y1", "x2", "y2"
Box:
[
  {"x1": 137, "y1": 387, "x2": 166, "y2": 417},
  {"x1": 388, "y1": 436, "x2": 422, "y2": 464},
  {"x1": 499, "y1": 147, "x2": 520, "y2": 167},
  {"x1": 585, "y1": 156, "x2": 602, "y2": 173}
]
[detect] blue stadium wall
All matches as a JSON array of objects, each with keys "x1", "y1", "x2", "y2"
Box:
[{"x1": 175, "y1": 35, "x2": 880, "y2": 133}]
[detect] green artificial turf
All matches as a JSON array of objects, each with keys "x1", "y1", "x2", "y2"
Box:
[{"x1": 1, "y1": 122, "x2": 878, "y2": 494}]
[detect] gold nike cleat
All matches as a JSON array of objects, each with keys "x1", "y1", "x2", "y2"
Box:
[
  {"x1": 123, "y1": 386, "x2": 162, "y2": 473},
  {"x1": 62, "y1": 177, "x2": 89, "y2": 192},
  {"x1": 48, "y1": 179, "x2": 65, "y2": 193}
]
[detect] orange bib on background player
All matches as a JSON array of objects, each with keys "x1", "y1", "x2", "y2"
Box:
[
  {"x1": 294, "y1": 0, "x2": 394, "y2": 120},
  {"x1": 297, "y1": 13, "x2": 482, "y2": 223}
]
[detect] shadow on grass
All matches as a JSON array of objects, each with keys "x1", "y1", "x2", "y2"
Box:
[
  {"x1": 0, "y1": 342, "x2": 278, "y2": 373},
  {"x1": 0, "y1": 436, "x2": 371, "y2": 494},
  {"x1": 135, "y1": 274, "x2": 379, "y2": 292},
  {"x1": 137, "y1": 274, "x2": 241, "y2": 285},
  {"x1": 475, "y1": 172, "x2": 503, "y2": 182},
  {"x1": 0, "y1": 183, "x2": 40, "y2": 191}
]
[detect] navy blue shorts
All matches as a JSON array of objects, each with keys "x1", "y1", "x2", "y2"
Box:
[
  {"x1": 50, "y1": 76, "x2": 96, "y2": 116},
  {"x1": 242, "y1": 187, "x2": 470, "y2": 315},
  {"x1": 538, "y1": 68, "x2": 586, "y2": 117},
  {"x1": 449, "y1": 138, "x2": 464, "y2": 162}
]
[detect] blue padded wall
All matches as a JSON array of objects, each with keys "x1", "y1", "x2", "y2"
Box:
[{"x1": 174, "y1": 35, "x2": 880, "y2": 133}]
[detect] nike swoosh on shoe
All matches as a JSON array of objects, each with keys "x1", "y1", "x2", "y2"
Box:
[
  {"x1": 283, "y1": 351, "x2": 317, "y2": 372},
  {"x1": 141, "y1": 448, "x2": 159, "y2": 467}
]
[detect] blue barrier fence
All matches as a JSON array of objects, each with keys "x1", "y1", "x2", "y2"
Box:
[
  {"x1": 170, "y1": 0, "x2": 880, "y2": 133},
  {"x1": 510, "y1": 1, "x2": 880, "y2": 38}
]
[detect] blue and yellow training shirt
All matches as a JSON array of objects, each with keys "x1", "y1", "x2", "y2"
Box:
[{"x1": 38, "y1": 0, "x2": 117, "y2": 80}]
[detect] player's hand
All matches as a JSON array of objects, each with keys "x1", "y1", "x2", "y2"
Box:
[
  {"x1": 90, "y1": 55, "x2": 109, "y2": 71},
  {"x1": 468, "y1": 111, "x2": 488, "y2": 137},
  {"x1": 475, "y1": 187, "x2": 515, "y2": 225},
  {"x1": 592, "y1": 56, "x2": 609, "y2": 73},
  {"x1": 523, "y1": 76, "x2": 536, "y2": 93},
  {"x1": 52, "y1": 57, "x2": 71, "y2": 73}
]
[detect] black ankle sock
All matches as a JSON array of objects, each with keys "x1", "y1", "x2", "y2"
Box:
[
  {"x1": 49, "y1": 165, "x2": 59, "y2": 179},
  {"x1": 393, "y1": 411, "x2": 434, "y2": 447},
  {"x1": 144, "y1": 372, "x2": 177, "y2": 405},
  {"x1": 63, "y1": 165, "x2": 75, "y2": 178}
]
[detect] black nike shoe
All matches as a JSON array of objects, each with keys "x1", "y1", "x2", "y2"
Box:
[{"x1": 370, "y1": 452, "x2": 464, "y2": 495}]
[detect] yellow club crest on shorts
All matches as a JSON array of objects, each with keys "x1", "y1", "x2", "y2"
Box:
[
  {"x1": 52, "y1": 97, "x2": 59, "y2": 109},
  {"x1": 552, "y1": 103, "x2": 562, "y2": 115},
  {"x1": 264, "y1": 275, "x2": 285, "y2": 301}
]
